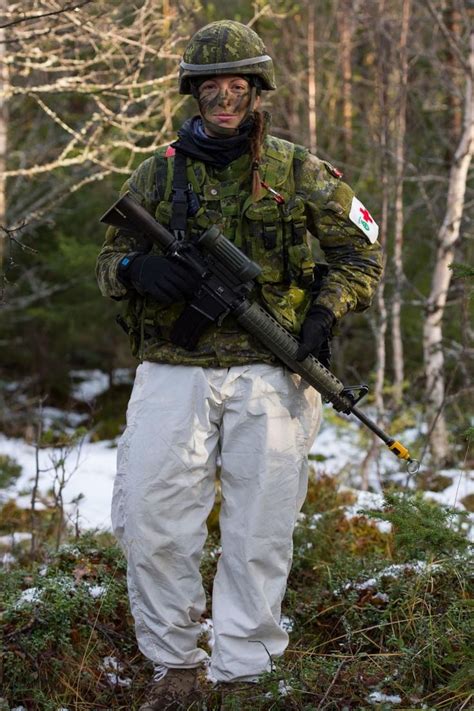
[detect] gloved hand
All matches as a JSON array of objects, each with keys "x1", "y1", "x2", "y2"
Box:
[
  {"x1": 118, "y1": 252, "x2": 200, "y2": 305},
  {"x1": 295, "y1": 304, "x2": 335, "y2": 364}
]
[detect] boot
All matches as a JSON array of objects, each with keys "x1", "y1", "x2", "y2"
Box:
[{"x1": 139, "y1": 666, "x2": 200, "y2": 710}]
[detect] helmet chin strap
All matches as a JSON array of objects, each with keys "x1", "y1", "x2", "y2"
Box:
[{"x1": 199, "y1": 85, "x2": 258, "y2": 137}]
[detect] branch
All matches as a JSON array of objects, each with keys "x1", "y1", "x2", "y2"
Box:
[
  {"x1": 0, "y1": 0, "x2": 95, "y2": 30},
  {"x1": 423, "y1": 0, "x2": 470, "y2": 74}
]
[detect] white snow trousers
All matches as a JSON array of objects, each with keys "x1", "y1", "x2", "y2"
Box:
[{"x1": 112, "y1": 362, "x2": 322, "y2": 681}]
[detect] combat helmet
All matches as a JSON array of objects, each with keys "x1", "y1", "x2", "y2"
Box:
[{"x1": 179, "y1": 20, "x2": 276, "y2": 95}]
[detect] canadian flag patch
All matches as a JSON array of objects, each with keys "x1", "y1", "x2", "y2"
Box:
[{"x1": 349, "y1": 197, "x2": 379, "y2": 243}]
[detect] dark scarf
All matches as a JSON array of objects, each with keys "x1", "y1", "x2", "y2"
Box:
[{"x1": 171, "y1": 115, "x2": 254, "y2": 169}]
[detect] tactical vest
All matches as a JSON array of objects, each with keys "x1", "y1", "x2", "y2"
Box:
[{"x1": 149, "y1": 135, "x2": 316, "y2": 340}]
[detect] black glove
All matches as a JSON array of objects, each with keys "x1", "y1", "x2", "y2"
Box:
[
  {"x1": 118, "y1": 252, "x2": 200, "y2": 305},
  {"x1": 295, "y1": 304, "x2": 335, "y2": 365}
]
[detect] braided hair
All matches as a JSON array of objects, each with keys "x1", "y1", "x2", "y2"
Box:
[{"x1": 250, "y1": 109, "x2": 266, "y2": 201}]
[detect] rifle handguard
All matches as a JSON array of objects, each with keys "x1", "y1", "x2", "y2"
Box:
[{"x1": 235, "y1": 301, "x2": 351, "y2": 411}]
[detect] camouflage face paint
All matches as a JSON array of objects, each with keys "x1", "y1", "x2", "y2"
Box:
[{"x1": 197, "y1": 76, "x2": 252, "y2": 136}]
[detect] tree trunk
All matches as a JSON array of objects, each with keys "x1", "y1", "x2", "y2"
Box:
[
  {"x1": 423, "y1": 29, "x2": 474, "y2": 465},
  {"x1": 337, "y1": 0, "x2": 353, "y2": 163},
  {"x1": 0, "y1": 0, "x2": 7, "y2": 301},
  {"x1": 446, "y1": 1, "x2": 463, "y2": 151},
  {"x1": 360, "y1": 0, "x2": 390, "y2": 491},
  {"x1": 391, "y1": 0, "x2": 411, "y2": 407},
  {"x1": 307, "y1": 2, "x2": 317, "y2": 153}
]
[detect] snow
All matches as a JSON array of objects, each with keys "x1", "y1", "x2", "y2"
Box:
[
  {"x1": 86, "y1": 583, "x2": 107, "y2": 599},
  {"x1": 16, "y1": 587, "x2": 42, "y2": 606},
  {"x1": 373, "y1": 520, "x2": 393, "y2": 534},
  {"x1": 0, "y1": 532, "x2": 31, "y2": 545},
  {"x1": 70, "y1": 369, "x2": 110, "y2": 402},
  {"x1": 200, "y1": 618, "x2": 215, "y2": 649},
  {"x1": 346, "y1": 561, "x2": 437, "y2": 594},
  {"x1": 280, "y1": 615, "x2": 295, "y2": 632},
  {"x1": 0, "y1": 434, "x2": 117, "y2": 530},
  {"x1": 367, "y1": 691, "x2": 402, "y2": 704},
  {"x1": 2, "y1": 552, "x2": 16, "y2": 567},
  {"x1": 100, "y1": 656, "x2": 132, "y2": 688},
  {"x1": 12, "y1": 578, "x2": 108, "y2": 610},
  {"x1": 424, "y1": 467, "x2": 474, "y2": 508},
  {"x1": 70, "y1": 368, "x2": 133, "y2": 402},
  {"x1": 265, "y1": 679, "x2": 292, "y2": 698}
]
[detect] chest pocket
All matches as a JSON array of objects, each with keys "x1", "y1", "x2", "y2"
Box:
[
  {"x1": 284, "y1": 196, "x2": 314, "y2": 287},
  {"x1": 244, "y1": 198, "x2": 286, "y2": 283}
]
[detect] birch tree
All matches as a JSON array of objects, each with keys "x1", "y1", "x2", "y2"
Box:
[
  {"x1": 391, "y1": 0, "x2": 411, "y2": 406},
  {"x1": 307, "y1": 1, "x2": 317, "y2": 153},
  {"x1": 422, "y1": 9, "x2": 473, "y2": 465},
  {"x1": 336, "y1": 0, "x2": 353, "y2": 164},
  {"x1": 0, "y1": 0, "x2": 8, "y2": 298}
]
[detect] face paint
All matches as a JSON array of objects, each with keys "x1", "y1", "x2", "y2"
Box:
[{"x1": 198, "y1": 75, "x2": 252, "y2": 136}]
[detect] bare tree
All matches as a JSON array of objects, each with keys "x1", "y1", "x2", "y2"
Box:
[
  {"x1": 360, "y1": 0, "x2": 392, "y2": 489},
  {"x1": 1, "y1": 0, "x2": 197, "y2": 240},
  {"x1": 336, "y1": 0, "x2": 353, "y2": 163},
  {"x1": 0, "y1": 0, "x2": 8, "y2": 297},
  {"x1": 307, "y1": 1, "x2": 317, "y2": 152},
  {"x1": 422, "y1": 10, "x2": 473, "y2": 465},
  {"x1": 391, "y1": 0, "x2": 411, "y2": 406}
]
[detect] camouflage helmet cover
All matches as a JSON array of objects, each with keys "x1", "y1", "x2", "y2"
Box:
[{"x1": 179, "y1": 20, "x2": 276, "y2": 94}]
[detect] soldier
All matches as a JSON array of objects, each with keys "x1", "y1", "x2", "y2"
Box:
[{"x1": 96, "y1": 20, "x2": 383, "y2": 710}]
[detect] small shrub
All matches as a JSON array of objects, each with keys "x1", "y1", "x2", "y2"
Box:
[
  {"x1": 362, "y1": 490, "x2": 471, "y2": 561},
  {"x1": 2, "y1": 486, "x2": 472, "y2": 710},
  {"x1": 1, "y1": 533, "x2": 146, "y2": 710},
  {"x1": 0, "y1": 454, "x2": 22, "y2": 488}
]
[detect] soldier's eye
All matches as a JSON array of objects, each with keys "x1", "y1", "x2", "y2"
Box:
[
  {"x1": 200, "y1": 82, "x2": 218, "y2": 95},
  {"x1": 230, "y1": 84, "x2": 248, "y2": 94}
]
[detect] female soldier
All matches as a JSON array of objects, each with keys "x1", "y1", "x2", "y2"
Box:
[{"x1": 96, "y1": 20, "x2": 383, "y2": 710}]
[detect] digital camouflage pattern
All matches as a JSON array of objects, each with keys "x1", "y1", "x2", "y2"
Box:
[
  {"x1": 179, "y1": 21, "x2": 276, "y2": 94},
  {"x1": 96, "y1": 135, "x2": 383, "y2": 367}
]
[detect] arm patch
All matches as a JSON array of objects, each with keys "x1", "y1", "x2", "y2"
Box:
[{"x1": 349, "y1": 197, "x2": 379, "y2": 243}]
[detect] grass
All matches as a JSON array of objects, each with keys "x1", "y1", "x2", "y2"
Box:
[{"x1": 0, "y1": 472, "x2": 472, "y2": 710}]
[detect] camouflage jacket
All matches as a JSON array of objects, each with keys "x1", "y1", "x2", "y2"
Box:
[{"x1": 96, "y1": 134, "x2": 383, "y2": 367}]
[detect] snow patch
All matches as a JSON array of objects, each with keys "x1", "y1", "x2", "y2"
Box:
[
  {"x1": 0, "y1": 532, "x2": 32, "y2": 546},
  {"x1": 2, "y1": 552, "x2": 16, "y2": 567},
  {"x1": 100, "y1": 656, "x2": 132, "y2": 688},
  {"x1": 367, "y1": 691, "x2": 402, "y2": 704},
  {"x1": 280, "y1": 615, "x2": 295, "y2": 632},
  {"x1": 86, "y1": 583, "x2": 107, "y2": 599},
  {"x1": 265, "y1": 680, "x2": 292, "y2": 698},
  {"x1": 373, "y1": 520, "x2": 393, "y2": 534},
  {"x1": 16, "y1": 587, "x2": 42, "y2": 606},
  {"x1": 0, "y1": 433, "x2": 117, "y2": 530},
  {"x1": 70, "y1": 368, "x2": 133, "y2": 403},
  {"x1": 347, "y1": 561, "x2": 435, "y2": 594},
  {"x1": 200, "y1": 618, "x2": 215, "y2": 649},
  {"x1": 1, "y1": 379, "x2": 472, "y2": 534},
  {"x1": 343, "y1": 489, "x2": 385, "y2": 518}
]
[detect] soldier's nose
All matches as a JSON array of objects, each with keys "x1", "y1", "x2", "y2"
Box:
[{"x1": 217, "y1": 90, "x2": 231, "y2": 105}]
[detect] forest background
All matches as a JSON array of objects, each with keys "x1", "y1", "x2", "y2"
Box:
[
  {"x1": 0, "y1": 0, "x2": 473, "y2": 473},
  {"x1": 0, "y1": 2, "x2": 473, "y2": 710}
]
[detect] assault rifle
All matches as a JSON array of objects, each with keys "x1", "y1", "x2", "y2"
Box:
[{"x1": 101, "y1": 192, "x2": 419, "y2": 473}]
